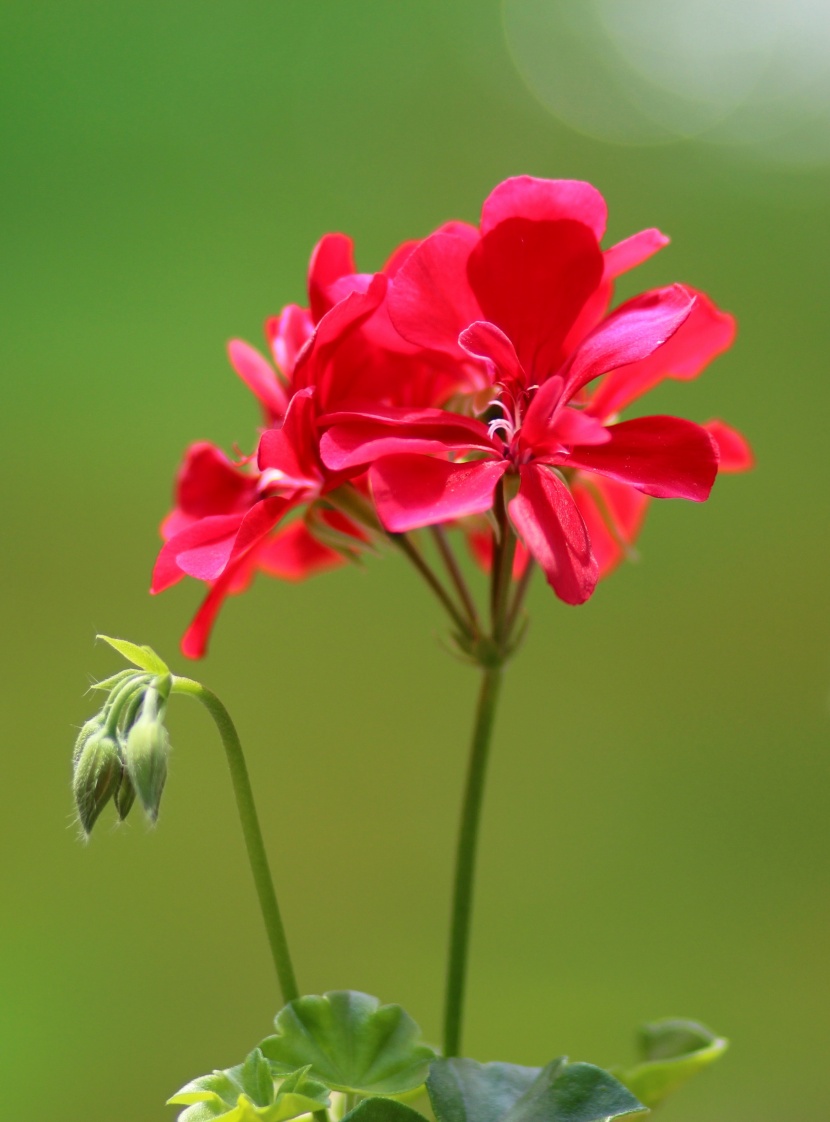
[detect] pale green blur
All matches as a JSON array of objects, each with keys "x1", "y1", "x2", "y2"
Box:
[{"x1": 2, "y1": 3, "x2": 828, "y2": 1121}]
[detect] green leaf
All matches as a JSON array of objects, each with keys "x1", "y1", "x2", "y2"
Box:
[
  {"x1": 268, "y1": 1065, "x2": 331, "y2": 1122},
  {"x1": 505, "y1": 1062, "x2": 646, "y2": 1122},
  {"x1": 427, "y1": 1058, "x2": 543, "y2": 1122},
  {"x1": 260, "y1": 991, "x2": 437, "y2": 1095},
  {"x1": 427, "y1": 1059, "x2": 645, "y2": 1122},
  {"x1": 343, "y1": 1098, "x2": 429, "y2": 1122},
  {"x1": 240, "y1": 1050, "x2": 276, "y2": 1108},
  {"x1": 168, "y1": 1068, "x2": 246, "y2": 1115},
  {"x1": 168, "y1": 1055, "x2": 329, "y2": 1122},
  {"x1": 611, "y1": 1019, "x2": 728, "y2": 1110},
  {"x1": 97, "y1": 635, "x2": 169, "y2": 675}
]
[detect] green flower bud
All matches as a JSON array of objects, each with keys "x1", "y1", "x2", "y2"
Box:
[
  {"x1": 72, "y1": 714, "x2": 105, "y2": 767},
  {"x1": 113, "y1": 766, "x2": 136, "y2": 821},
  {"x1": 124, "y1": 692, "x2": 170, "y2": 823},
  {"x1": 73, "y1": 731, "x2": 122, "y2": 836}
]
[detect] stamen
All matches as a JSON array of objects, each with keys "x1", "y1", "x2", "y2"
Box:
[{"x1": 487, "y1": 418, "x2": 514, "y2": 441}]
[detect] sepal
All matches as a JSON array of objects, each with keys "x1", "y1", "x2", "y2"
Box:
[{"x1": 97, "y1": 634, "x2": 170, "y2": 675}]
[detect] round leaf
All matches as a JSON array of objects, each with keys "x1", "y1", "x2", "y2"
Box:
[
  {"x1": 509, "y1": 1062, "x2": 646, "y2": 1122},
  {"x1": 260, "y1": 991, "x2": 437, "y2": 1095},
  {"x1": 427, "y1": 1057, "x2": 544, "y2": 1122}
]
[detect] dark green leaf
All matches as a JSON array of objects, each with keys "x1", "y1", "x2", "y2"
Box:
[
  {"x1": 611, "y1": 1019, "x2": 728, "y2": 1109},
  {"x1": 504, "y1": 1062, "x2": 646, "y2": 1122},
  {"x1": 260, "y1": 991, "x2": 437, "y2": 1095},
  {"x1": 428, "y1": 1057, "x2": 644, "y2": 1122},
  {"x1": 342, "y1": 1098, "x2": 429, "y2": 1122},
  {"x1": 427, "y1": 1057, "x2": 543, "y2": 1122}
]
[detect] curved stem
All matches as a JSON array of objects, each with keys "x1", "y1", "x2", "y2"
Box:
[
  {"x1": 443, "y1": 664, "x2": 503, "y2": 1057},
  {"x1": 171, "y1": 676, "x2": 300, "y2": 1005}
]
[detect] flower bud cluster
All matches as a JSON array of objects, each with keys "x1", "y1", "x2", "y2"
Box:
[{"x1": 72, "y1": 670, "x2": 172, "y2": 836}]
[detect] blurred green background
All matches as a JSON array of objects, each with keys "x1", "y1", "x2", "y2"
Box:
[{"x1": 2, "y1": 3, "x2": 828, "y2": 1120}]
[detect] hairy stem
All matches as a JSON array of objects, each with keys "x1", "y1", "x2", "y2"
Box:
[{"x1": 172, "y1": 676, "x2": 299, "y2": 1004}]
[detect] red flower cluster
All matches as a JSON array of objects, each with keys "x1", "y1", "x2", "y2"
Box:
[{"x1": 153, "y1": 177, "x2": 751, "y2": 656}]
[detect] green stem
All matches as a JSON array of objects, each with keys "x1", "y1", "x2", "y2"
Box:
[
  {"x1": 491, "y1": 482, "x2": 517, "y2": 643},
  {"x1": 431, "y1": 525, "x2": 481, "y2": 636},
  {"x1": 392, "y1": 532, "x2": 472, "y2": 637},
  {"x1": 171, "y1": 676, "x2": 300, "y2": 1005},
  {"x1": 505, "y1": 558, "x2": 535, "y2": 640},
  {"x1": 443, "y1": 663, "x2": 503, "y2": 1057}
]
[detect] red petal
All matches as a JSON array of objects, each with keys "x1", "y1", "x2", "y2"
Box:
[
  {"x1": 257, "y1": 520, "x2": 344, "y2": 580},
  {"x1": 589, "y1": 292, "x2": 736, "y2": 419},
  {"x1": 604, "y1": 228, "x2": 669, "y2": 279},
  {"x1": 563, "y1": 285, "x2": 695, "y2": 399},
  {"x1": 458, "y1": 320, "x2": 525, "y2": 388},
  {"x1": 308, "y1": 233, "x2": 356, "y2": 322},
  {"x1": 180, "y1": 564, "x2": 246, "y2": 660},
  {"x1": 572, "y1": 475, "x2": 649, "y2": 578},
  {"x1": 151, "y1": 514, "x2": 244, "y2": 593},
  {"x1": 552, "y1": 407, "x2": 611, "y2": 447},
  {"x1": 227, "y1": 340, "x2": 288, "y2": 420},
  {"x1": 704, "y1": 419, "x2": 754, "y2": 472},
  {"x1": 266, "y1": 304, "x2": 314, "y2": 380},
  {"x1": 382, "y1": 239, "x2": 420, "y2": 277},
  {"x1": 292, "y1": 274, "x2": 387, "y2": 401},
  {"x1": 387, "y1": 226, "x2": 482, "y2": 355},
  {"x1": 563, "y1": 415, "x2": 718, "y2": 501},
  {"x1": 320, "y1": 408, "x2": 494, "y2": 471},
  {"x1": 468, "y1": 218, "x2": 604, "y2": 380},
  {"x1": 571, "y1": 483, "x2": 623, "y2": 578},
  {"x1": 508, "y1": 464, "x2": 597, "y2": 604},
  {"x1": 370, "y1": 456, "x2": 508, "y2": 532},
  {"x1": 175, "y1": 442, "x2": 257, "y2": 519},
  {"x1": 481, "y1": 176, "x2": 607, "y2": 240},
  {"x1": 257, "y1": 388, "x2": 322, "y2": 490},
  {"x1": 181, "y1": 497, "x2": 291, "y2": 582}
]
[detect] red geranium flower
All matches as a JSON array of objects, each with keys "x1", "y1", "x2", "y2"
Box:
[
  {"x1": 320, "y1": 177, "x2": 746, "y2": 603},
  {"x1": 152, "y1": 230, "x2": 481, "y2": 657}
]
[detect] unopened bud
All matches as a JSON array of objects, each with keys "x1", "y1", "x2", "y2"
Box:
[
  {"x1": 73, "y1": 732, "x2": 122, "y2": 836},
  {"x1": 73, "y1": 715, "x2": 105, "y2": 767},
  {"x1": 124, "y1": 694, "x2": 170, "y2": 823},
  {"x1": 113, "y1": 767, "x2": 136, "y2": 821}
]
